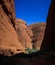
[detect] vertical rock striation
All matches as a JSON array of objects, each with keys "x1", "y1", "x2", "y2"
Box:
[{"x1": 0, "y1": 0, "x2": 24, "y2": 56}]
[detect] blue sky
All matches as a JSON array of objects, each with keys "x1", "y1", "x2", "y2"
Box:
[{"x1": 15, "y1": 0, "x2": 51, "y2": 25}]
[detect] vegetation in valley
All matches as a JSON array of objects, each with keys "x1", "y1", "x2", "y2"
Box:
[{"x1": 25, "y1": 48, "x2": 39, "y2": 54}]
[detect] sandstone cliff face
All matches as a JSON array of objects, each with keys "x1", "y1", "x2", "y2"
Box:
[
  {"x1": 28, "y1": 23, "x2": 46, "y2": 50},
  {"x1": 0, "y1": 0, "x2": 15, "y2": 27},
  {"x1": 15, "y1": 19, "x2": 32, "y2": 49},
  {"x1": 0, "y1": 0, "x2": 24, "y2": 56}
]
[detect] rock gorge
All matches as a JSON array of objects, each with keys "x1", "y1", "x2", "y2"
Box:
[
  {"x1": 0, "y1": 0, "x2": 55, "y2": 65},
  {"x1": 0, "y1": 0, "x2": 45, "y2": 54}
]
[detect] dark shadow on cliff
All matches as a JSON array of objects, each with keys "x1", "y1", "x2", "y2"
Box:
[{"x1": 41, "y1": 0, "x2": 55, "y2": 50}]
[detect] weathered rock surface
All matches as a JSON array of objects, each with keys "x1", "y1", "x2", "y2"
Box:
[
  {"x1": 15, "y1": 19, "x2": 32, "y2": 49},
  {"x1": 0, "y1": 0, "x2": 15, "y2": 28},
  {"x1": 28, "y1": 23, "x2": 46, "y2": 50},
  {"x1": 0, "y1": 0, "x2": 24, "y2": 56}
]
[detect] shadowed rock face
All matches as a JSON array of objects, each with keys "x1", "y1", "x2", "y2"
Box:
[
  {"x1": 41, "y1": 0, "x2": 55, "y2": 50},
  {"x1": 28, "y1": 23, "x2": 46, "y2": 50},
  {"x1": 0, "y1": 0, "x2": 24, "y2": 56},
  {"x1": 15, "y1": 19, "x2": 32, "y2": 49}
]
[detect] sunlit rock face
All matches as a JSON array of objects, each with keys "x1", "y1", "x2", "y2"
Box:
[
  {"x1": 41, "y1": 0, "x2": 55, "y2": 50},
  {"x1": 28, "y1": 23, "x2": 46, "y2": 50},
  {"x1": 0, "y1": 0, "x2": 24, "y2": 56},
  {"x1": 0, "y1": 0, "x2": 15, "y2": 27},
  {"x1": 15, "y1": 19, "x2": 32, "y2": 49}
]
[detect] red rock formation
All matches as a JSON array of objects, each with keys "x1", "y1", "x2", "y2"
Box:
[
  {"x1": 0, "y1": 0, "x2": 24, "y2": 56},
  {"x1": 0, "y1": 0, "x2": 15, "y2": 28},
  {"x1": 41, "y1": 0, "x2": 55, "y2": 50},
  {"x1": 28, "y1": 23, "x2": 46, "y2": 50},
  {"x1": 0, "y1": 0, "x2": 55, "y2": 65},
  {"x1": 15, "y1": 19, "x2": 32, "y2": 49}
]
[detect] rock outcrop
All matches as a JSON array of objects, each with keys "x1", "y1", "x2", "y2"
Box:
[
  {"x1": 41, "y1": 0, "x2": 55, "y2": 50},
  {"x1": 15, "y1": 19, "x2": 32, "y2": 49},
  {"x1": 0, "y1": 0, "x2": 15, "y2": 28},
  {"x1": 28, "y1": 23, "x2": 46, "y2": 50},
  {"x1": 0, "y1": 0, "x2": 24, "y2": 56}
]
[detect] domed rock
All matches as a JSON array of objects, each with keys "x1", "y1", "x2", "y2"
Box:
[{"x1": 15, "y1": 19, "x2": 32, "y2": 49}]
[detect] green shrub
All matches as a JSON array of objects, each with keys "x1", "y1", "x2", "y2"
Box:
[{"x1": 25, "y1": 48, "x2": 38, "y2": 54}]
